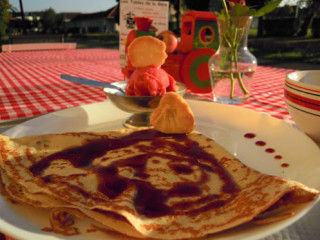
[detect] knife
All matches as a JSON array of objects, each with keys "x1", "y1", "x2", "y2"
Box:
[{"x1": 60, "y1": 74, "x2": 126, "y2": 94}]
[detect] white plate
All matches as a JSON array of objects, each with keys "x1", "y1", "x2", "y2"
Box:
[{"x1": 1, "y1": 100, "x2": 320, "y2": 240}]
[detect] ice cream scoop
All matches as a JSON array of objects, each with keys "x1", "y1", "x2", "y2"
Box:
[{"x1": 126, "y1": 66, "x2": 176, "y2": 96}]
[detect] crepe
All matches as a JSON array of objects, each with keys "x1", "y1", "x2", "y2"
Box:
[{"x1": 0, "y1": 129, "x2": 318, "y2": 239}]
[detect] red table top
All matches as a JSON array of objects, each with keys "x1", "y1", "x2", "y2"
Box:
[{"x1": 0, "y1": 48, "x2": 293, "y2": 122}]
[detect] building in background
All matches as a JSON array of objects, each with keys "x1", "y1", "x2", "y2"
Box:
[
  {"x1": 7, "y1": 5, "x2": 118, "y2": 35},
  {"x1": 66, "y1": 5, "x2": 118, "y2": 34}
]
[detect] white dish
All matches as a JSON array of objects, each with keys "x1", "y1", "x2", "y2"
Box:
[
  {"x1": 1, "y1": 100, "x2": 320, "y2": 240},
  {"x1": 285, "y1": 70, "x2": 320, "y2": 143}
]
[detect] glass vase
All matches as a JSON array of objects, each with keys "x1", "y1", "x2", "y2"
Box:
[{"x1": 209, "y1": 16, "x2": 257, "y2": 104}]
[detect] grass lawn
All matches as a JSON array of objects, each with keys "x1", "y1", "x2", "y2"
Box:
[
  {"x1": 66, "y1": 32, "x2": 320, "y2": 65},
  {"x1": 248, "y1": 28, "x2": 320, "y2": 65},
  {"x1": 250, "y1": 48, "x2": 320, "y2": 64}
]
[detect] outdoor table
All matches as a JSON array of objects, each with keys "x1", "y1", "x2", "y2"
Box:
[
  {"x1": 0, "y1": 48, "x2": 319, "y2": 240},
  {"x1": 0, "y1": 48, "x2": 291, "y2": 123}
]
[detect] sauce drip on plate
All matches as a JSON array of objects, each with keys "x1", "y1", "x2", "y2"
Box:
[{"x1": 243, "y1": 133, "x2": 288, "y2": 168}]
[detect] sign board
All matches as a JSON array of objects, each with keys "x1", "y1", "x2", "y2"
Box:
[{"x1": 119, "y1": 0, "x2": 169, "y2": 69}]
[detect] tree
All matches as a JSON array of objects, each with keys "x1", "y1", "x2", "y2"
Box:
[
  {"x1": 55, "y1": 13, "x2": 65, "y2": 33},
  {"x1": 31, "y1": 13, "x2": 41, "y2": 31},
  {"x1": 40, "y1": 8, "x2": 56, "y2": 33},
  {"x1": 0, "y1": 0, "x2": 12, "y2": 38},
  {"x1": 297, "y1": 0, "x2": 320, "y2": 36}
]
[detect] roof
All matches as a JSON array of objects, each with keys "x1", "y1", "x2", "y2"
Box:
[{"x1": 61, "y1": 12, "x2": 82, "y2": 21}]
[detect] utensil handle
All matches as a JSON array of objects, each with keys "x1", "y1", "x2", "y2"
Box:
[{"x1": 60, "y1": 74, "x2": 110, "y2": 88}]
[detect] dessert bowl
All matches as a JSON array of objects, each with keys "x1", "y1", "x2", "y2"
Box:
[
  {"x1": 104, "y1": 81, "x2": 186, "y2": 128},
  {"x1": 284, "y1": 70, "x2": 320, "y2": 143}
]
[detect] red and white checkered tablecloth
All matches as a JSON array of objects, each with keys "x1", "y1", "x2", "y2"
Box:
[
  {"x1": 237, "y1": 66, "x2": 293, "y2": 121},
  {"x1": 0, "y1": 48, "x2": 294, "y2": 122}
]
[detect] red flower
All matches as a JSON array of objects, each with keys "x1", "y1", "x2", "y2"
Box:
[{"x1": 228, "y1": 0, "x2": 246, "y2": 6}]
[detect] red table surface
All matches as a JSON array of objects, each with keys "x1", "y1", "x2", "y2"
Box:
[{"x1": 0, "y1": 48, "x2": 293, "y2": 122}]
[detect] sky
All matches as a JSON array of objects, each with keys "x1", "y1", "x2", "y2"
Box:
[{"x1": 9, "y1": 0, "x2": 118, "y2": 13}]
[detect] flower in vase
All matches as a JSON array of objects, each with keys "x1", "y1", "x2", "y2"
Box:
[{"x1": 210, "y1": 0, "x2": 282, "y2": 99}]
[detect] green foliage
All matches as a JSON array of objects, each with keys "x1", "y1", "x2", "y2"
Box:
[
  {"x1": 253, "y1": 0, "x2": 282, "y2": 17},
  {"x1": 0, "y1": 0, "x2": 12, "y2": 37},
  {"x1": 214, "y1": 0, "x2": 282, "y2": 17},
  {"x1": 40, "y1": 8, "x2": 56, "y2": 33}
]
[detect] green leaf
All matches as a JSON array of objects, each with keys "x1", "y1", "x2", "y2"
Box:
[
  {"x1": 252, "y1": 0, "x2": 282, "y2": 17},
  {"x1": 230, "y1": 4, "x2": 252, "y2": 16}
]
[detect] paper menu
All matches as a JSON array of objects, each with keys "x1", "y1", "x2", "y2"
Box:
[{"x1": 119, "y1": 0, "x2": 169, "y2": 69}]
